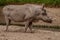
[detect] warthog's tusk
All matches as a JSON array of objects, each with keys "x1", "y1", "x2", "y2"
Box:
[{"x1": 52, "y1": 18, "x2": 56, "y2": 20}]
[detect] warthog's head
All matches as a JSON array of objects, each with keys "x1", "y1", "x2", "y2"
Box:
[{"x1": 35, "y1": 4, "x2": 52, "y2": 23}]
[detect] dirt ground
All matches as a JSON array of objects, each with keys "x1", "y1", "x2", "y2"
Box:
[{"x1": 0, "y1": 25, "x2": 60, "y2": 40}]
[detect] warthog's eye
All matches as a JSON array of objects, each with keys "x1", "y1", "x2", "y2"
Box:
[
  {"x1": 42, "y1": 9, "x2": 47, "y2": 16},
  {"x1": 42, "y1": 13, "x2": 47, "y2": 16}
]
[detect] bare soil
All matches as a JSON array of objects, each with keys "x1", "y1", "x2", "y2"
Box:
[{"x1": 0, "y1": 25, "x2": 60, "y2": 40}]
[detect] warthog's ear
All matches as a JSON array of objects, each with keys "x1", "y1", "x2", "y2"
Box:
[{"x1": 42, "y1": 4, "x2": 45, "y2": 9}]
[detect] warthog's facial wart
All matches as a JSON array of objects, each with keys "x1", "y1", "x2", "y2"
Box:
[{"x1": 42, "y1": 16, "x2": 52, "y2": 23}]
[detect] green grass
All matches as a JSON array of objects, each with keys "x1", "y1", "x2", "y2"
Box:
[
  {"x1": 33, "y1": 25, "x2": 60, "y2": 29},
  {"x1": 0, "y1": 0, "x2": 60, "y2": 7},
  {"x1": 0, "y1": 23, "x2": 60, "y2": 30}
]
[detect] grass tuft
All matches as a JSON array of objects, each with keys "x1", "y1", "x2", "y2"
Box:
[{"x1": 0, "y1": 0, "x2": 60, "y2": 7}]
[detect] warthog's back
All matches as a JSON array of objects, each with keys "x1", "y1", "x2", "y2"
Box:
[
  {"x1": 3, "y1": 4, "x2": 38, "y2": 22},
  {"x1": 3, "y1": 4, "x2": 44, "y2": 22}
]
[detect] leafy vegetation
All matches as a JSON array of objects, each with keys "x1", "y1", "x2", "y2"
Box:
[{"x1": 0, "y1": 0, "x2": 60, "y2": 7}]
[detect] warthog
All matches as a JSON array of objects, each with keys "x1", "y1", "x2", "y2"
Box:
[{"x1": 3, "y1": 4, "x2": 52, "y2": 32}]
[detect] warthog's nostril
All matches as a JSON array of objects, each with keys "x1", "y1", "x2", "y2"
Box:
[{"x1": 42, "y1": 19, "x2": 52, "y2": 23}]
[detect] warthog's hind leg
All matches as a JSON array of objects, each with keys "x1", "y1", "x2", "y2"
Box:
[{"x1": 5, "y1": 16, "x2": 11, "y2": 31}]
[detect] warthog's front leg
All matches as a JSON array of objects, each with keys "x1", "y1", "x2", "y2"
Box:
[
  {"x1": 25, "y1": 19, "x2": 33, "y2": 33},
  {"x1": 28, "y1": 21, "x2": 32, "y2": 32}
]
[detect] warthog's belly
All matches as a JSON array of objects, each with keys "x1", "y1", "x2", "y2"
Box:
[{"x1": 9, "y1": 12, "x2": 25, "y2": 22}]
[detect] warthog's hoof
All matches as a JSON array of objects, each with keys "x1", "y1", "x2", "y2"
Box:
[{"x1": 5, "y1": 30, "x2": 8, "y2": 32}]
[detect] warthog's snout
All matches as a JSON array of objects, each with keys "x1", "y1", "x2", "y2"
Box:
[{"x1": 41, "y1": 16, "x2": 53, "y2": 23}]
